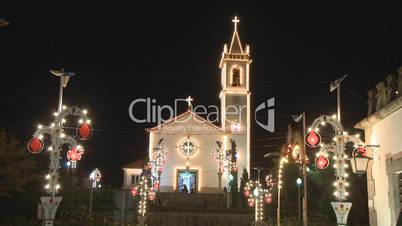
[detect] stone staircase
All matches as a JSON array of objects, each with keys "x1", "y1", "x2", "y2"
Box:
[{"x1": 145, "y1": 192, "x2": 254, "y2": 226}]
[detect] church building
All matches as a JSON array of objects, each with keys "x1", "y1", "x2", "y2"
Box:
[{"x1": 123, "y1": 17, "x2": 252, "y2": 193}]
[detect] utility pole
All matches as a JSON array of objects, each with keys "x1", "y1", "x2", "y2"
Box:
[
  {"x1": 293, "y1": 112, "x2": 309, "y2": 226},
  {"x1": 330, "y1": 74, "x2": 348, "y2": 123},
  {"x1": 301, "y1": 112, "x2": 308, "y2": 226},
  {"x1": 297, "y1": 178, "x2": 302, "y2": 224},
  {"x1": 211, "y1": 141, "x2": 225, "y2": 193}
]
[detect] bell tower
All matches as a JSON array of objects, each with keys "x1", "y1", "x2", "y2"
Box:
[{"x1": 220, "y1": 16, "x2": 252, "y2": 173}]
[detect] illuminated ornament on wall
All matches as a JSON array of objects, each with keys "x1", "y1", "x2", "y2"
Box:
[
  {"x1": 264, "y1": 194, "x2": 273, "y2": 204},
  {"x1": 131, "y1": 186, "x2": 139, "y2": 196},
  {"x1": 27, "y1": 136, "x2": 44, "y2": 154},
  {"x1": 248, "y1": 198, "x2": 255, "y2": 207},
  {"x1": 315, "y1": 155, "x2": 329, "y2": 169},
  {"x1": 306, "y1": 131, "x2": 321, "y2": 147},
  {"x1": 77, "y1": 123, "x2": 93, "y2": 140}
]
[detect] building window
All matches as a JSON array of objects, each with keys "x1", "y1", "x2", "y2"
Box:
[
  {"x1": 131, "y1": 175, "x2": 139, "y2": 184},
  {"x1": 232, "y1": 68, "x2": 241, "y2": 87},
  {"x1": 178, "y1": 137, "x2": 199, "y2": 158}
]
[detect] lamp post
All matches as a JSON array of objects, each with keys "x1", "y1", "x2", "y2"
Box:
[
  {"x1": 225, "y1": 139, "x2": 238, "y2": 208},
  {"x1": 292, "y1": 112, "x2": 309, "y2": 226},
  {"x1": 350, "y1": 147, "x2": 375, "y2": 175},
  {"x1": 27, "y1": 69, "x2": 92, "y2": 225},
  {"x1": 89, "y1": 168, "x2": 102, "y2": 217},
  {"x1": 296, "y1": 178, "x2": 302, "y2": 223},
  {"x1": 276, "y1": 156, "x2": 288, "y2": 226},
  {"x1": 306, "y1": 115, "x2": 375, "y2": 225}
]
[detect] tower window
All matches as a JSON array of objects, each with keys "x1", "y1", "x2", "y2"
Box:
[{"x1": 232, "y1": 68, "x2": 241, "y2": 87}]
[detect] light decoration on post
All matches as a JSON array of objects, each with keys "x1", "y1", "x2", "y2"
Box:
[
  {"x1": 131, "y1": 176, "x2": 155, "y2": 226},
  {"x1": 306, "y1": 130, "x2": 321, "y2": 148},
  {"x1": 77, "y1": 122, "x2": 93, "y2": 140},
  {"x1": 315, "y1": 154, "x2": 329, "y2": 170},
  {"x1": 66, "y1": 145, "x2": 84, "y2": 168},
  {"x1": 211, "y1": 141, "x2": 226, "y2": 193},
  {"x1": 132, "y1": 140, "x2": 169, "y2": 226},
  {"x1": 276, "y1": 156, "x2": 289, "y2": 226},
  {"x1": 27, "y1": 136, "x2": 44, "y2": 154},
  {"x1": 244, "y1": 180, "x2": 273, "y2": 224},
  {"x1": 28, "y1": 106, "x2": 91, "y2": 196},
  {"x1": 150, "y1": 138, "x2": 168, "y2": 184},
  {"x1": 306, "y1": 115, "x2": 374, "y2": 225},
  {"x1": 89, "y1": 168, "x2": 102, "y2": 188}
]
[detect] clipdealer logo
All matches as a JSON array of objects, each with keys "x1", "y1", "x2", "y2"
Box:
[{"x1": 128, "y1": 97, "x2": 275, "y2": 132}]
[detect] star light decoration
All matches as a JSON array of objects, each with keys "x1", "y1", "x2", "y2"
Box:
[
  {"x1": 27, "y1": 106, "x2": 92, "y2": 194},
  {"x1": 243, "y1": 180, "x2": 273, "y2": 224}
]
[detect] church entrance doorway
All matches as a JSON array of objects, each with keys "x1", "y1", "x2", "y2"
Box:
[{"x1": 176, "y1": 169, "x2": 198, "y2": 193}]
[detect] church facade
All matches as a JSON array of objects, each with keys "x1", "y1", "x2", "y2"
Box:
[{"x1": 144, "y1": 17, "x2": 252, "y2": 193}]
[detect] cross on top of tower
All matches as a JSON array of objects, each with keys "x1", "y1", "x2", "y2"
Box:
[
  {"x1": 186, "y1": 96, "x2": 193, "y2": 109},
  {"x1": 232, "y1": 16, "x2": 240, "y2": 30}
]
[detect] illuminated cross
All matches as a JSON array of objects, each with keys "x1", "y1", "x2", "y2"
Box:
[
  {"x1": 186, "y1": 96, "x2": 193, "y2": 108},
  {"x1": 232, "y1": 16, "x2": 240, "y2": 30}
]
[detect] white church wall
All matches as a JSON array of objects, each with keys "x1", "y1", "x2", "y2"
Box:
[
  {"x1": 369, "y1": 108, "x2": 402, "y2": 226},
  {"x1": 149, "y1": 115, "x2": 228, "y2": 193}
]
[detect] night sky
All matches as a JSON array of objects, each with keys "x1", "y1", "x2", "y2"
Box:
[{"x1": 0, "y1": 2, "x2": 401, "y2": 186}]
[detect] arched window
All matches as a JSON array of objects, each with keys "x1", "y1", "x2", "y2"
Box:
[{"x1": 232, "y1": 68, "x2": 241, "y2": 87}]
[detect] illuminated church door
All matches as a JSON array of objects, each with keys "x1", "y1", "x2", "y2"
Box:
[{"x1": 177, "y1": 169, "x2": 198, "y2": 193}]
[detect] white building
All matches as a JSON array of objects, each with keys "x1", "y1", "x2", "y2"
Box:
[
  {"x1": 123, "y1": 17, "x2": 252, "y2": 193},
  {"x1": 355, "y1": 66, "x2": 402, "y2": 226},
  {"x1": 122, "y1": 159, "x2": 145, "y2": 188}
]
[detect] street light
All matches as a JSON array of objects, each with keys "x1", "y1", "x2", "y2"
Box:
[
  {"x1": 350, "y1": 148, "x2": 372, "y2": 176},
  {"x1": 297, "y1": 178, "x2": 302, "y2": 223},
  {"x1": 27, "y1": 69, "x2": 92, "y2": 225}
]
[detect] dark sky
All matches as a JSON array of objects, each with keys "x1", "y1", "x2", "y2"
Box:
[{"x1": 0, "y1": 2, "x2": 401, "y2": 186}]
